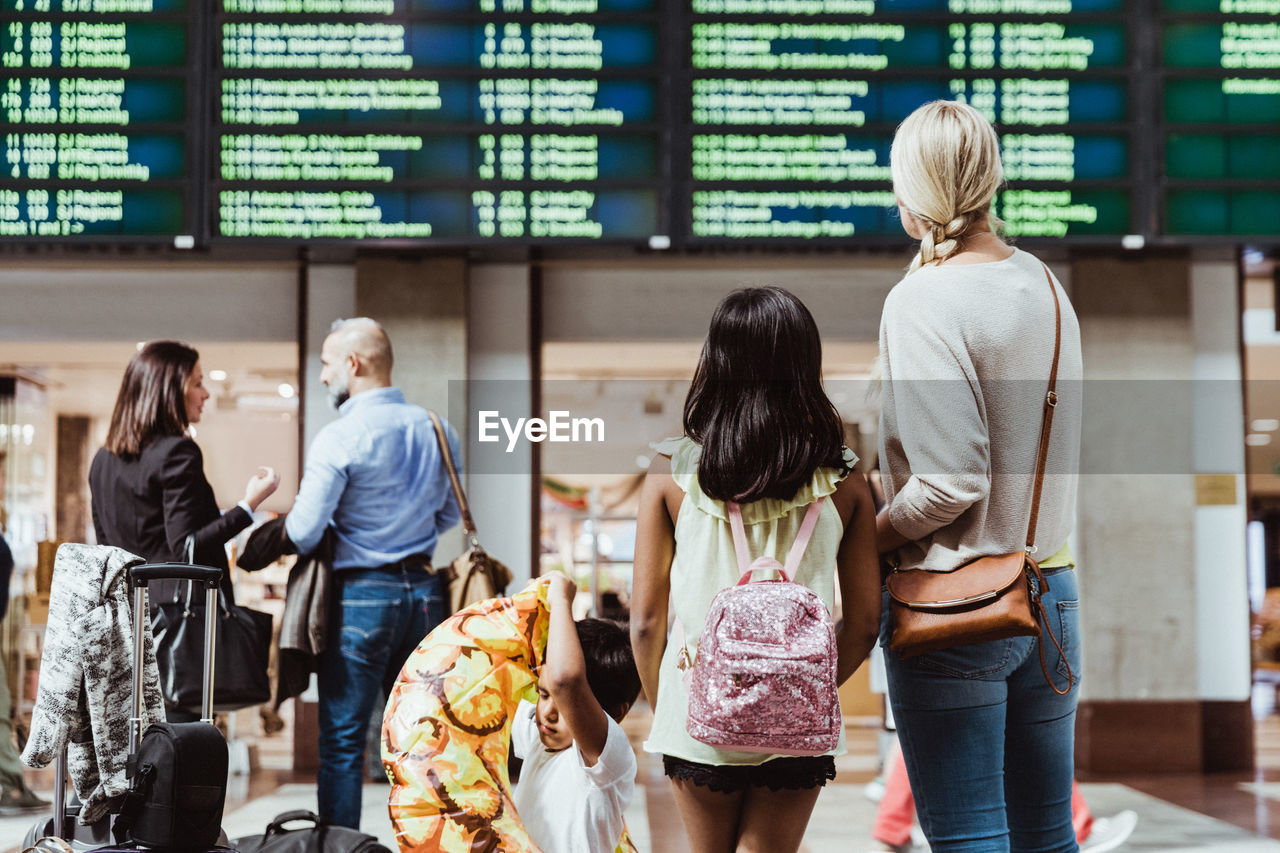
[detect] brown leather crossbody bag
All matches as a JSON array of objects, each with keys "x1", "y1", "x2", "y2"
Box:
[{"x1": 885, "y1": 264, "x2": 1074, "y2": 695}]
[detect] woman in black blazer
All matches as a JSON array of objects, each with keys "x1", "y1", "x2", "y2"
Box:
[{"x1": 89, "y1": 341, "x2": 279, "y2": 621}]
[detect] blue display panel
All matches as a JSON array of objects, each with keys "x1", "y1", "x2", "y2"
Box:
[
  {"x1": 0, "y1": 1, "x2": 195, "y2": 239},
  {"x1": 1159, "y1": 0, "x2": 1280, "y2": 237},
  {"x1": 0, "y1": 0, "x2": 1273, "y2": 245},
  {"x1": 681, "y1": 1, "x2": 1135, "y2": 243},
  {"x1": 210, "y1": 0, "x2": 664, "y2": 242}
]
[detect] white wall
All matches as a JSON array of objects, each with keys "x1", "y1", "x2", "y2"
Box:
[
  {"x1": 467, "y1": 263, "x2": 534, "y2": 585},
  {"x1": 1191, "y1": 259, "x2": 1250, "y2": 701},
  {"x1": 540, "y1": 256, "x2": 905, "y2": 342},
  {"x1": 1074, "y1": 255, "x2": 1249, "y2": 702},
  {"x1": 1, "y1": 262, "x2": 303, "y2": 531},
  {"x1": 0, "y1": 262, "x2": 298, "y2": 342},
  {"x1": 302, "y1": 264, "x2": 357, "y2": 454}
]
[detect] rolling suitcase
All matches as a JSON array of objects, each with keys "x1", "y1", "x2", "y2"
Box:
[
  {"x1": 23, "y1": 562, "x2": 232, "y2": 852},
  {"x1": 231, "y1": 810, "x2": 392, "y2": 853}
]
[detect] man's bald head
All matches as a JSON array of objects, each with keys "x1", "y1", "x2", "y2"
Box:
[
  {"x1": 319, "y1": 318, "x2": 394, "y2": 407},
  {"x1": 327, "y1": 317, "x2": 393, "y2": 379}
]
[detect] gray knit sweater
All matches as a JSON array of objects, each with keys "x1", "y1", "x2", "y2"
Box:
[{"x1": 877, "y1": 247, "x2": 1083, "y2": 572}]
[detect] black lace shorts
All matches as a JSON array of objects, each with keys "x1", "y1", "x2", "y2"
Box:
[{"x1": 662, "y1": 754, "x2": 836, "y2": 793}]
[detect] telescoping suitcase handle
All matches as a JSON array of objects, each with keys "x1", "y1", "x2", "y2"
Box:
[
  {"x1": 127, "y1": 562, "x2": 223, "y2": 740},
  {"x1": 130, "y1": 563, "x2": 221, "y2": 588}
]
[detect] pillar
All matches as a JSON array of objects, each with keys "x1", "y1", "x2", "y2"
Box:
[
  {"x1": 466, "y1": 263, "x2": 536, "y2": 586},
  {"x1": 1072, "y1": 252, "x2": 1251, "y2": 773}
]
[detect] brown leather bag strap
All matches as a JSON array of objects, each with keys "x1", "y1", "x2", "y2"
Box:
[
  {"x1": 1025, "y1": 263, "x2": 1064, "y2": 553},
  {"x1": 1034, "y1": 594, "x2": 1074, "y2": 694},
  {"x1": 428, "y1": 410, "x2": 478, "y2": 542}
]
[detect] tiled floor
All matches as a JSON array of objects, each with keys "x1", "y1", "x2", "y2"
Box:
[
  {"x1": 633, "y1": 718, "x2": 1280, "y2": 853},
  {"x1": 8, "y1": 703, "x2": 1280, "y2": 852}
]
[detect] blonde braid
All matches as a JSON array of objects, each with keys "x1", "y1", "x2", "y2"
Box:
[
  {"x1": 912, "y1": 220, "x2": 939, "y2": 271},
  {"x1": 912, "y1": 211, "x2": 980, "y2": 270},
  {"x1": 933, "y1": 213, "x2": 971, "y2": 264}
]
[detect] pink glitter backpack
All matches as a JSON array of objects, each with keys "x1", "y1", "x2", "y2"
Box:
[{"x1": 682, "y1": 497, "x2": 840, "y2": 755}]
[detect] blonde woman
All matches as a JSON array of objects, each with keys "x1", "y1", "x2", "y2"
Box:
[{"x1": 875, "y1": 101, "x2": 1084, "y2": 852}]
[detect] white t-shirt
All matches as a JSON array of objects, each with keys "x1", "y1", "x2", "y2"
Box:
[{"x1": 511, "y1": 700, "x2": 636, "y2": 853}]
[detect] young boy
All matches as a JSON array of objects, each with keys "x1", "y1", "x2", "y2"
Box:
[{"x1": 512, "y1": 573, "x2": 642, "y2": 853}]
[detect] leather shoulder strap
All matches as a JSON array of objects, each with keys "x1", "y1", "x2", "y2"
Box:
[
  {"x1": 428, "y1": 410, "x2": 477, "y2": 539},
  {"x1": 1025, "y1": 263, "x2": 1064, "y2": 551}
]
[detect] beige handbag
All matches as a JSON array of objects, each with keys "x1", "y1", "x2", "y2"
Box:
[{"x1": 428, "y1": 411, "x2": 513, "y2": 614}]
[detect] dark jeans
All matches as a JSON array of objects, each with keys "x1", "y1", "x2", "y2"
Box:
[
  {"x1": 881, "y1": 568, "x2": 1082, "y2": 853},
  {"x1": 317, "y1": 566, "x2": 444, "y2": 829}
]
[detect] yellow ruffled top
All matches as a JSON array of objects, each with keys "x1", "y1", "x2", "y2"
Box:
[
  {"x1": 644, "y1": 435, "x2": 858, "y2": 765},
  {"x1": 652, "y1": 436, "x2": 858, "y2": 524}
]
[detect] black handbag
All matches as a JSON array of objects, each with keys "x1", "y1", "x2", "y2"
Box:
[
  {"x1": 152, "y1": 541, "x2": 273, "y2": 713},
  {"x1": 233, "y1": 810, "x2": 391, "y2": 853}
]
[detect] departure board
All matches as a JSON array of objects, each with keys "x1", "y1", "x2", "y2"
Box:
[
  {"x1": 210, "y1": 0, "x2": 663, "y2": 242},
  {"x1": 0, "y1": 0, "x2": 195, "y2": 239},
  {"x1": 1, "y1": 1, "x2": 1277, "y2": 245},
  {"x1": 681, "y1": 0, "x2": 1134, "y2": 243},
  {"x1": 1160, "y1": 0, "x2": 1280, "y2": 237}
]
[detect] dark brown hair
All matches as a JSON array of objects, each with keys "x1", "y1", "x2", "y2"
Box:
[
  {"x1": 105, "y1": 341, "x2": 199, "y2": 457},
  {"x1": 575, "y1": 618, "x2": 641, "y2": 721},
  {"x1": 683, "y1": 287, "x2": 849, "y2": 503}
]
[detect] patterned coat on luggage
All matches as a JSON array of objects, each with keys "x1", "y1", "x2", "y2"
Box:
[{"x1": 21, "y1": 543, "x2": 166, "y2": 823}]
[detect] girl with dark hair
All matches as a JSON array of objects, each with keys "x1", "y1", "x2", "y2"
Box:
[
  {"x1": 632, "y1": 286, "x2": 882, "y2": 853},
  {"x1": 89, "y1": 341, "x2": 279, "y2": 630}
]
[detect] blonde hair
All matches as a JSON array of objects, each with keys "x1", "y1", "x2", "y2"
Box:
[{"x1": 890, "y1": 101, "x2": 1006, "y2": 272}]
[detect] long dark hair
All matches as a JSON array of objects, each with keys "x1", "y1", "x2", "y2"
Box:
[
  {"x1": 105, "y1": 341, "x2": 198, "y2": 458},
  {"x1": 683, "y1": 287, "x2": 849, "y2": 503}
]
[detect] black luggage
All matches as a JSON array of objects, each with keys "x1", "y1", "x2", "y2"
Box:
[
  {"x1": 113, "y1": 721, "x2": 228, "y2": 850},
  {"x1": 231, "y1": 810, "x2": 393, "y2": 853},
  {"x1": 23, "y1": 562, "x2": 231, "y2": 852}
]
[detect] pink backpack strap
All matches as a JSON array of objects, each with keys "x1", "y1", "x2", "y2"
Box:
[
  {"x1": 727, "y1": 498, "x2": 826, "y2": 582},
  {"x1": 726, "y1": 501, "x2": 752, "y2": 575},
  {"x1": 783, "y1": 498, "x2": 825, "y2": 578}
]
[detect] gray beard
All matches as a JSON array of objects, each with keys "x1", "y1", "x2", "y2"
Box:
[{"x1": 326, "y1": 377, "x2": 350, "y2": 410}]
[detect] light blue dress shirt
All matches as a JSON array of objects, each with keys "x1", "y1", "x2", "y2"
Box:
[{"x1": 285, "y1": 386, "x2": 462, "y2": 570}]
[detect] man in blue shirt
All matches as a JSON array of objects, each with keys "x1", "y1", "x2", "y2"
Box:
[{"x1": 285, "y1": 317, "x2": 461, "y2": 829}]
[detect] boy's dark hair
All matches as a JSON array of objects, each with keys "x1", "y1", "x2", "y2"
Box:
[
  {"x1": 684, "y1": 286, "x2": 850, "y2": 503},
  {"x1": 575, "y1": 618, "x2": 641, "y2": 721}
]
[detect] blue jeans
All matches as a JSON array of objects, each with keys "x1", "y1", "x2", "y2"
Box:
[
  {"x1": 881, "y1": 568, "x2": 1081, "y2": 853},
  {"x1": 318, "y1": 566, "x2": 444, "y2": 829}
]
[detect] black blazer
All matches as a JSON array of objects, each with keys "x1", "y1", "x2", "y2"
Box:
[{"x1": 89, "y1": 434, "x2": 250, "y2": 607}]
